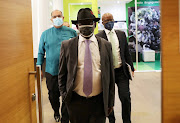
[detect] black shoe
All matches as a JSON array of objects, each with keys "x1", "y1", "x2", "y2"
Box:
[{"x1": 54, "y1": 115, "x2": 60, "y2": 122}]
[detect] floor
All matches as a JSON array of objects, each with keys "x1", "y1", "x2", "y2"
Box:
[
  {"x1": 133, "y1": 60, "x2": 161, "y2": 71},
  {"x1": 37, "y1": 72, "x2": 161, "y2": 123}
]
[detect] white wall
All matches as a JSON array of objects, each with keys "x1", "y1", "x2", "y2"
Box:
[
  {"x1": 98, "y1": 1, "x2": 127, "y2": 22},
  {"x1": 31, "y1": 0, "x2": 63, "y2": 58},
  {"x1": 53, "y1": 0, "x2": 63, "y2": 12},
  {"x1": 98, "y1": 1, "x2": 131, "y2": 36}
]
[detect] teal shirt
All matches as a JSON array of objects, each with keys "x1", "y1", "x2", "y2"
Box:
[{"x1": 36, "y1": 26, "x2": 77, "y2": 76}]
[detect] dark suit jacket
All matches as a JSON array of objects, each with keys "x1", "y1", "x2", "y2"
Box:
[
  {"x1": 58, "y1": 36, "x2": 115, "y2": 116},
  {"x1": 96, "y1": 30, "x2": 134, "y2": 79}
]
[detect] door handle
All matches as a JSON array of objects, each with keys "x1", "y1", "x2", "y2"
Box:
[
  {"x1": 29, "y1": 71, "x2": 37, "y2": 74},
  {"x1": 29, "y1": 65, "x2": 43, "y2": 123},
  {"x1": 32, "y1": 93, "x2": 36, "y2": 101}
]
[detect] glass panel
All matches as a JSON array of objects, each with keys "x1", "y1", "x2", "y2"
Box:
[{"x1": 127, "y1": 0, "x2": 161, "y2": 71}]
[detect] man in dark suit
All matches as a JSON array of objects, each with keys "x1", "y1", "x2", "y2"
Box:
[
  {"x1": 96, "y1": 13, "x2": 135, "y2": 123},
  {"x1": 58, "y1": 8, "x2": 115, "y2": 123}
]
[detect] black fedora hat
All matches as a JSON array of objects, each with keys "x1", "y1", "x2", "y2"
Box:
[{"x1": 71, "y1": 8, "x2": 100, "y2": 24}]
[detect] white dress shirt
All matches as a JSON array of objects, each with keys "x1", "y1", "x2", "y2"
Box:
[
  {"x1": 104, "y1": 29, "x2": 122, "y2": 68},
  {"x1": 73, "y1": 34, "x2": 102, "y2": 97}
]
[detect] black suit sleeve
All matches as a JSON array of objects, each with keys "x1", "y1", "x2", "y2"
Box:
[
  {"x1": 123, "y1": 32, "x2": 135, "y2": 71},
  {"x1": 108, "y1": 43, "x2": 115, "y2": 108},
  {"x1": 58, "y1": 42, "x2": 67, "y2": 100}
]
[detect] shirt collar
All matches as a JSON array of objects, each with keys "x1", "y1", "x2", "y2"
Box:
[
  {"x1": 79, "y1": 34, "x2": 97, "y2": 43},
  {"x1": 104, "y1": 28, "x2": 115, "y2": 35}
]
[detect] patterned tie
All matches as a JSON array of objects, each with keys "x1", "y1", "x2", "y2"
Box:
[
  {"x1": 109, "y1": 31, "x2": 119, "y2": 68},
  {"x1": 83, "y1": 39, "x2": 93, "y2": 96}
]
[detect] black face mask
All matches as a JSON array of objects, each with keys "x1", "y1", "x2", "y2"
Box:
[{"x1": 78, "y1": 25, "x2": 94, "y2": 38}]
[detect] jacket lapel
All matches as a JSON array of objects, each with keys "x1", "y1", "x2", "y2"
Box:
[
  {"x1": 69, "y1": 37, "x2": 78, "y2": 78},
  {"x1": 95, "y1": 35, "x2": 102, "y2": 54},
  {"x1": 95, "y1": 36, "x2": 105, "y2": 87},
  {"x1": 101, "y1": 30, "x2": 108, "y2": 41}
]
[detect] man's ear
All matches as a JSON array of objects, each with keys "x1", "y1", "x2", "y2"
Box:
[
  {"x1": 63, "y1": 16, "x2": 64, "y2": 20},
  {"x1": 102, "y1": 21, "x2": 105, "y2": 26}
]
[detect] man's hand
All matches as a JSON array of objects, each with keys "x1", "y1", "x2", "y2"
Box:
[
  {"x1": 132, "y1": 68, "x2": 136, "y2": 77},
  {"x1": 108, "y1": 107, "x2": 113, "y2": 115},
  {"x1": 132, "y1": 71, "x2": 134, "y2": 77}
]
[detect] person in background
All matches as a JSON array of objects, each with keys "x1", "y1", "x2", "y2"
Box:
[
  {"x1": 96, "y1": 13, "x2": 135, "y2": 123},
  {"x1": 58, "y1": 8, "x2": 115, "y2": 123},
  {"x1": 36, "y1": 10, "x2": 77, "y2": 122},
  {"x1": 63, "y1": 21, "x2": 70, "y2": 27}
]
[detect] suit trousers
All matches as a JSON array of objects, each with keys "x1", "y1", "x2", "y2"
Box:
[
  {"x1": 66, "y1": 92, "x2": 106, "y2": 123},
  {"x1": 108, "y1": 67, "x2": 131, "y2": 123},
  {"x1": 45, "y1": 72, "x2": 69, "y2": 123}
]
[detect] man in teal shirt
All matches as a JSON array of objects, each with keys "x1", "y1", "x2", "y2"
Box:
[{"x1": 36, "y1": 10, "x2": 77, "y2": 122}]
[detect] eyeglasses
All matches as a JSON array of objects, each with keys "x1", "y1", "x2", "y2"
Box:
[
  {"x1": 52, "y1": 15, "x2": 62, "y2": 18},
  {"x1": 103, "y1": 19, "x2": 114, "y2": 23}
]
